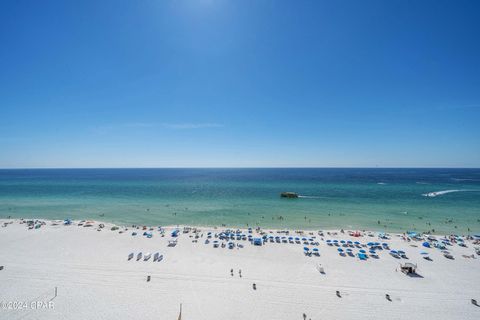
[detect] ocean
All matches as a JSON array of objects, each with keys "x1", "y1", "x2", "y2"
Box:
[{"x1": 0, "y1": 168, "x2": 479, "y2": 233}]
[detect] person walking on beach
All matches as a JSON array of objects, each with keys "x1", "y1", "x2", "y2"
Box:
[{"x1": 239, "y1": 269, "x2": 242, "y2": 277}]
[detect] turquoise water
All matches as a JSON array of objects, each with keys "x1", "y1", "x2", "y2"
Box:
[{"x1": 0, "y1": 168, "x2": 479, "y2": 233}]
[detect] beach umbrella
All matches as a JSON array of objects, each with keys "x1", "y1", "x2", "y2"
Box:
[
  {"x1": 289, "y1": 237, "x2": 293, "y2": 240},
  {"x1": 295, "y1": 237, "x2": 300, "y2": 240},
  {"x1": 346, "y1": 248, "x2": 353, "y2": 252},
  {"x1": 420, "y1": 251, "x2": 429, "y2": 255},
  {"x1": 422, "y1": 242, "x2": 430, "y2": 248},
  {"x1": 313, "y1": 248, "x2": 319, "y2": 252},
  {"x1": 369, "y1": 250, "x2": 376, "y2": 254},
  {"x1": 359, "y1": 249, "x2": 366, "y2": 254},
  {"x1": 354, "y1": 241, "x2": 360, "y2": 245},
  {"x1": 390, "y1": 250, "x2": 398, "y2": 254},
  {"x1": 304, "y1": 247, "x2": 310, "y2": 251},
  {"x1": 398, "y1": 250, "x2": 405, "y2": 255},
  {"x1": 340, "y1": 240, "x2": 346, "y2": 244},
  {"x1": 333, "y1": 240, "x2": 339, "y2": 243},
  {"x1": 367, "y1": 242, "x2": 374, "y2": 246},
  {"x1": 347, "y1": 240, "x2": 353, "y2": 244},
  {"x1": 337, "y1": 248, "x2": 344, "y2": 252}
]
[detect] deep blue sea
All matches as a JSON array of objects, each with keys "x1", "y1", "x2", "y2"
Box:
[{"x1": 0, "y1": 168, "x2": 479, "y2": 233}]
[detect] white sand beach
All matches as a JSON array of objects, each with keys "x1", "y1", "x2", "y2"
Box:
[{"x1": 1, "y1": 219, "x2": 479, "y2": 320}]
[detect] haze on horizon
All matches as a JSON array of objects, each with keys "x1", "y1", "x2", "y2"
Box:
[{"x1": 1, "y1": 0, "x2": 479, "y2": 169}]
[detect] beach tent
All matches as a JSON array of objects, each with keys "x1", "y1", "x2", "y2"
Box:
[{"x1": 400, "y1": 262, "x2": 417, "y2": 274}]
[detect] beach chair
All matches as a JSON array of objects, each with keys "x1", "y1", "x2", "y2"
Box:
[
  {"x1": 128, "y1": 253, "x2": 134, "y2": 261},
  {"x1": 358, "y1": 253, "x2": 368, "y2": 260}
]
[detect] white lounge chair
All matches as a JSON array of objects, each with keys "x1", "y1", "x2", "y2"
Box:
[
  {"x1": 137, "y1": 252, "x2": 143, "y2": 261},
  {"x1": 144, "y1": 253, "x2": 151, "y2": 261},
  {"x1": 128, "y1": 253, "x2": 134, "y2": 261}
]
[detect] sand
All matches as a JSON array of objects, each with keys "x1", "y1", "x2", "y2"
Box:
[{"x1": 0, "y1": 219, "x2": 479, "y2": 320}]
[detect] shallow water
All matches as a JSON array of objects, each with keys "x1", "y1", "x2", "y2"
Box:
[{"x1": 0, "y1": 168, "x2": 479, "y2": 233}]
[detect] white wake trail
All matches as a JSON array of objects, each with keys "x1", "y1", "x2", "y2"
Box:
[{"x1": 422, "y1": 189, "x2": 479, "y2": 197}]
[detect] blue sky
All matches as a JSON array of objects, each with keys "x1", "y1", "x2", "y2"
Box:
[{"x1": 0, "y1": 0, "x2": 479, "y2": 168}]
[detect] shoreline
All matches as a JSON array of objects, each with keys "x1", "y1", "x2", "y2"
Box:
[{"x1": 1, "y1": 217, "x2": 478, "y2": 238}]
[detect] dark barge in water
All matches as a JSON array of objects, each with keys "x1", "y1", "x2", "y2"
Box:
[{"x1": 280, "y1": 192, "x2": 299, "y2": 198}]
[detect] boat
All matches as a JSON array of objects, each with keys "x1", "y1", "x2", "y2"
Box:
[{"x1": 280, "y1": 192, "x2": 299, "y2": 198}]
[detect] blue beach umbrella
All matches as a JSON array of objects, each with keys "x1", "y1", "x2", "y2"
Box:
[
  {"x1": 354, "y1": 241, "x2": 360, "y2": 245},
  {"x1": 304, "y1": 247, "x2": 310, "y2": 251},
  {"x1": 359, "y1": 249, "x2": 366, "y2": 254},
  {"x1": 337, "y1": 248, "x2": 344, "y2": 252},
  {"x1": 313, "y1": 248, "x2": 319, "y2": 252}
]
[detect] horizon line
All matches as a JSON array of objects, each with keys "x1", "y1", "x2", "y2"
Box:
[{"x1": 0, "y1": 166, "x2": 479, "y2": 170}]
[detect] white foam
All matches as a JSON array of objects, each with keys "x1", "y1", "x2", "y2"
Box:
[{"x1": 422, "y1": 189, "x2": 479, "y2": 197}]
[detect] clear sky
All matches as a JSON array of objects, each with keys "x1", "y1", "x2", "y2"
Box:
[{"x1": 1, "y1": 0, "x2": 479, "y2": 168}]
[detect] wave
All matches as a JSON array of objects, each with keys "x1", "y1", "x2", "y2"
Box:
[
  {"x1": 377, "y1": 182, "x2": 387, "y2": 185},
  {"x1": 422, "y1": 189, "x2": 479, "y2": 197}
]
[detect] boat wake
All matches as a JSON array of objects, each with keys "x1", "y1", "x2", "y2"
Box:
[
  {"x1": 298, "y1": 195, "x2": 320, "y2": 199},
  {"x1": 422, "y1": 189, "x2": 479, "y2": 197}
]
